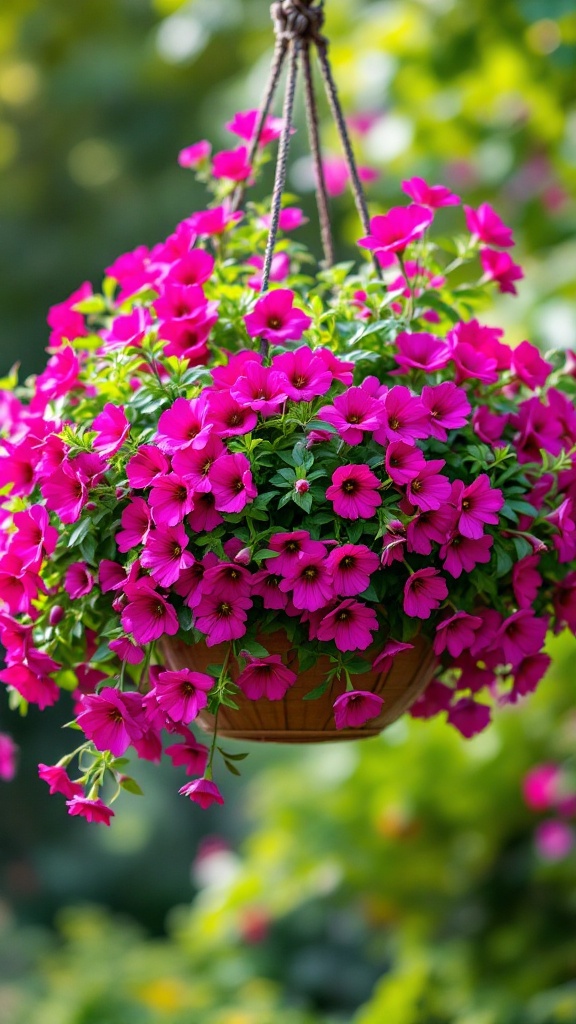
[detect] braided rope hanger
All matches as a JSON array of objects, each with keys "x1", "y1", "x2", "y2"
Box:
[{"x1": 232, "y1": 0, "x2": 379, "y2": 294}]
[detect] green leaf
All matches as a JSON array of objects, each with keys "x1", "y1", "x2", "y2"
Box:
[
  {"x1": 217, "y1": 748, "x2": 249, "y2": 761},
  {"x1": 119, "y1": 776, "x2": 144, "y2": 796},
  {"x1": 240, "y1": 639, "x2": 270, "y2": 657},
  {"x1": 223, "y1": 759, "x2": 242, "y2": 776},
  {"x1": 177, "y1": 606, "x2": 193, "y2": 632},
  {"x1": 303, "y1": 678, "x2": 332, "y2": 700}
]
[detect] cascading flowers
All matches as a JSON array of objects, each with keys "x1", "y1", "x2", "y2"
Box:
[{"x1": 1, "y1": 110, "x2": 575, "y2": 821}]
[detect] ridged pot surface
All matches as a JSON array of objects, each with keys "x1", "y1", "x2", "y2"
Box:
[{"x1": 159, "y1": 631, "x2": 438, "y2": 743}]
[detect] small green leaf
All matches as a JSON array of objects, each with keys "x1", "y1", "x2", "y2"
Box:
[
  {"x1": 119, "y1": 776, "x2": 144, "y2": 796},
  {"x1": 303, "y1": 678, "x2": 332, "y2": 700}
]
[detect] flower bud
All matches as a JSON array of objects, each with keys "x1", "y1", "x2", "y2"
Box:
[
  {"x1": 294, "y1": 479, "x2": 310, "y2": 494},
  {"x1": 234, "y1": 546, "x2": 251, "y2": 566},
  {"x1": 49, "y1": 605, "x2": 65, "y2": 626}
]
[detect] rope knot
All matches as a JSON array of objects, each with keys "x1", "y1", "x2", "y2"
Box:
[{"x1": 271, "y1": 0, "x2": 325, "y2": 46}]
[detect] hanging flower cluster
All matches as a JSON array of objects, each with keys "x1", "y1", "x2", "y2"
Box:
[{"x1": 0, "y1": 109, "x2": 575, "y2": 821}]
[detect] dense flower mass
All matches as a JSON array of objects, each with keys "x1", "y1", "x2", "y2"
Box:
[{"x1": 0, "y1": 118, "x2": 575, "y2": 824}]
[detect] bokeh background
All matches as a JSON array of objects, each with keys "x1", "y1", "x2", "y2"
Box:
[{"x1": 1, "y1": 0, "x2": 576, "y2": 1021}]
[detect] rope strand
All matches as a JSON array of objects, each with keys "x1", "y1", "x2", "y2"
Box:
[{"x1": 301, "y1": 41, "x2": 335, "y2": 269}]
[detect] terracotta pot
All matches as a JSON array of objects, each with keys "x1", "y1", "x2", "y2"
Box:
[{"x1": 159, "y1": 631, "x2": 438, "y2": 743}]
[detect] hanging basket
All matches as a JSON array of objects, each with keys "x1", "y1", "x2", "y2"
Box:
[{"x1": 160, "y1": 633, "x2": 438, "y2": 743}]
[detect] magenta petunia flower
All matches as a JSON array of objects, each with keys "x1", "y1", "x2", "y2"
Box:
[
  {"x1": 410, "y1": 680, "x2": 453, "y2": 719},
  {"x1": 64, "y1": 562, "x2": 95, "y2": 600},
  {"x1": 451, "y1": 341, "x2": 499, "y2": 385},
  {"x1": 211, "y1": 453, "x2": 257, "y2": 513},
  {"x1": 258, "y1": 206, "x2": 307, "y2": 232},
  {"x1": 76, "y1": 687, "x2": 145, "y2": 757},
  {"x1": 187, "y1": 492, "x2": 224, "y2": 532},
  {"x1": 226, "y1": 108, "x2": 286, "y2": 146},
  {"x1": 188, "y1": 203, "x2": 243, "y2": 237},
  {"x1": 194, "y1": 592, "x2": 252, "y2": 645},
  {"x1": 512, "y1": 555, "x2": 542, "y2": 610},
  {"x1": 38, "y1": 763, "x2": 83, "y2": 798},
  {"x1": 109, "y1": 637, "x2": 145, "y2": 665},
  {"x1": 165, "y1": 733, "x2": 209, "y2": 776},
  {"x1": 464, "y1": 202, "x2": 514, "y2": 248},
  {"x1": 480, "y1": 248, "x2": 524, "y2": 295},
  {"x1": 492, "y1": 609, "x2": 548, "y2": 667},
  {"x1": 207, "y1": 391, "x2": 258, "y2": 438},
  {"x1": 440, "y1": 532, "x2": 493, "y2": 578},
  {"x1": 172, "y1": 434, "x2": 226, "y2": 493},
  {"x1": 0, "y1": 650, "x2": 60, "y2": 709},
  {"x1": 402, "y1": 177, "x2": 460, "y2": 208},
  {"x1": 316, "y1": 599, "x2": 378, "y2": 651},
  {"x1": 376, "y1": 386, "x2": 430, "y2": 445},
  {"x1": 372, "y1": 639, "x2": 414, "y2": 674},
  {"x1": 454, "y1": 474, "x2": 504, "y2": 539},
  {"x1": 535, "y1": 820, "x2": 574, "y2": 862},
  {"x1": 279, "y1": 554, "x2": 334, "y2": 612},
  {"x1": 522, "y1": 763, "x2": 561, "y2": 810},
  {"x1": 511, "y1": 340, "x2": 553, "y2": 390},
  {"x1": 179, "y1": 778, "x2": 225, "y2": 808},
  {"x1": 92, "y1": 403, "x2": 130, "y2": 457},
  {"x1": 231, "y1": 363, "x2": 288, "y2": 417},
  {"x1": 148, "y1": 474, "x2": 194, "y2": 527},
  {"x1": 318, "y1": 388, "x2": 384, "y2": 445},
  {"x1": 385, "y1": 440, "x2": 426, "y2": 485},
  {"x1": 358, "y1": 204, "x2": 434, "y2": 254},
  {"x1": 140, "y1": 523, "x2": 195, "y2": 587},
  {"x1": 236, "y1": 655, "x2": 297, "y2": 700},
  {"x1": 272, "y1": 346, "x2": 333, "y2": 401},
  {"x1": 326, "y1": 544, "x2": 380, "y2": 596},
  {"x1": 126, "y1": 445, "x2": 169, "y2": 489},
  {"x1": 406, "y1": 505, "x2": 458, "y2": 556},
  {"x1": 247, "y1": 251, "x2": 290, "y2": 290},
  {"x1": 41, "y1": 462, "x2": 87, "y2": 525},
  {"x1": 326, "y1": 465, "x2": 382, "y2": 520},
  {"x1": 0, "y1": 733, "x2": 18, "y2": 781},
  {"x1": 244, "y1": 289, "x2": 312, "y2": 343},
  {"x1": 165, "y1": 249, "x2": 215, "y2": 288},
  {"x1": 250, "y1": 568, "x2": 289, "y2": 609},
  {"x1": 212, "y1": 145, "x2": 252, "y2": 182},
  {"x1": 153, "y1": 669, "x2": 213, "y2": 724},
  {"x1": 394, "y1": 331, "x2": 452, "y2": 373},
  {"x1": 265, "y1": 530, "x2": 327, "y2": 576},
  {"x1": 66, "y1": 796, "x2": 115, "y2": 825},
  {"x1": 447, "y1": 697, "x2": 491, "y2": 738},
  {"x1": 178, "y1": 139, "x2": 211, "y2": 168},
  {"x1": 10, "y1": 504, "x2": 58, "y2": 570},
  {"x1": 156, "y1": 395, "x2": 212, "y2": 454},
  {"x1": 333, "y1": 690, "x2": 384, "y2": 729},
  {"x1": 433, "y1": 612, "x2": 483, "y2": 658},
  {"x1": 121, "y1": 579, "x2": 179, "y2": 644},
  {"x1": 404, "y1": 567, "x2": 448, "y2": 619},
  {"x1": 511, "y1": 653, "x2": 551, "y2": 699},
  {"x1": 406, "y1": 460, "x2": 452, "y2": 512},
  {"x1": 420, "y1": 382, "x2": 471, "y2": 441}
]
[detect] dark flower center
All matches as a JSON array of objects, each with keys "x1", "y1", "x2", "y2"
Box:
[
  {"x1": 347, "y1": 414, "x2": 362, "y2": 424},
  {"x1": 462, "y1": 499, "x2": 470, "y2": 510},
  {"x1": 343, "y1": 480, "x2": 357, "y2": 494},
  {"x1": 228, "y1": 413, "x2": 242, "y2": 426},
  {"x1": 234, "y1": 479, "x2": 244, "y2": 493},
  {"x1": 341, "y1": 556, "x2": 356, "y2": 569},
  {"x1": 173, "y1": 545, "x2": 182, "y2": 557},
  {"x1": 336, "y1": 610, "x2": 352, "y2": 622},
  {"x1": 154, "y1": 602, "x2": 165, "y2": 617},
  {"x1": 176, "y1": 485, "x2": 187, "y2": 501},
  {"x1": 303, "y1": 566, "x2": 318, "y2": 581},
  {"x1": 286, "y1": 541, "x2": 299, "y2": 553},
  {"x1": 267, "y1": 316, "x2": 282, "y2": 329},
  {"x1": 218, "y1": 602, "x2": 232, "y2": 617},
  {"x1": 294, "y1": 374, "x2": 308, "y2": 388},
  {"x1": 389, "y1": 417, "x2": 400, "y2": 430},
  {"x1": 411, "y1": 480, "x2": 422, "y2": 492}
]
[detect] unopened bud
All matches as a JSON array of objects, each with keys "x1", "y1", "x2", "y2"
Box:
[
  {"x1": 49, "y1": 605, "x2": 64, "y2": 626},
  {"x1": 294, "y1": 479, "x2": 310, "y2": 494},
  {"x1": 234, "y1": 546, "x2": 251, "y2": 566}
]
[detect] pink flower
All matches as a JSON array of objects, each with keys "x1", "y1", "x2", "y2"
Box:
[
  {"x1": 333, "y1": 690, "x2": 384, "y2": 729},
  {"x1": 178, "y1": 140, "x2": 211, "y2": 167},
  {"x1": 187, "y1": 492, "x2": 224, "y2": 532},
  {"x1": 394, "y1": 331, "x2": 452, "y2": 373},
  {"x1": 511, "y1": 653, "x2": 551, "y2": 699},
  {"x1": 451, "y1": 342, "x2": 499, "y2": 385},
  {"x1": 318, "y1": 388, "x2": 383, "y2": 445},
  {"x1": 126, "y1": 445, "x2": 169, "y2": 489},
  {"x1": 212, "y1": 145, "x2": 252, "y2": 182},
  {"x1": 236, "y1": 655, "x2": 297, "y2": 700},
  {"x1": 278, "y1": 554, "x2": 333, "y2": 612},
  {"x1": 179, "y1": 778, "x2": 224, "y2": 808},
  {"x1": 316, "y1": 599, "x2": 379, "y2": 651},
  {"x1": 188, "y1": 203, "x2": 243, "y2": 237},
  {"x1": 250, "y1": 568, "x2": 288, "y2": 609},
  {"x1": 10, "y1": 504, "x2": 58, "y2": 569},
  {"x1": 454, "y1": 475, "x2": 504, "y2": 539},
  {"x1": 47, "y1": 281, "x2": 91, "y2": 347},
  {"x1": 141, "y1": 523, "x2": 195, "y2": 587},
  {"x1": 420, "y1": 382, "x2": 471, "y2": 441},
  {"x1": 156, "y1": 395, "x2": 212, "y2": 454},
  {"x1": 66, "y1": 796, "x2": 115, "y2": 825},
  {"x1": 258, "y1": 207, "x2": 307, "y2": 232},
  {"x1": 376, "y1": 386, "x2": 429, "y2": 444},
  {"x1": 326, "y1": 465, "x2": 382, "y2": 520},
  {"x1": 272, "y1": 346, "x2": 333, "y2": 401},
  {"x1": 410, "y1": 680, "x2": 453, "y2": 719},
  {"x1": 231, "y1": 363, "x2": 288, "y2": 416},
  {"x1": 165, "y1": 249, "x2": 215, "y2": 288},
  {"x1": 493, "y1": 610, "x2": 548, "y2": 667},
  {"x1": 153, "y1": 669, "x2": 213, "y2": 724},
  {"x1": 465, "y1": 202, "x2": 514, "y2": 247},
  {"x1": 0, "y1": 733, "x2": 18, "y2": 781},
  {"x1": 77, "y1": 687, "x2": 145, "y2": 756},
  {"x1": 406, "y1": 460, "x2": 452, "y2": 512},
  {"x1": 207, "y1": 391, "x2": 258, "y2": 438},
  {"x1": 41, "y1": 462, "x2": 87, "y2": 524},
  {"x1": 523, "y1": 764, "x2": 561, "y2": 811},
  {"x1": 326, "y1": 544, "x2": 380, "y2": 596},
  {"x1": 480, "y1": 248, "x2": 524, "y2": 294},
  {"x1": 247, "y1": 252, "x2": 290, "y2": 290},
  {"x1": 433, "y1": 612, "x2": 483, "y2": 658},
  {"x1": 535, "y1": 820, "x2": 574, "y2": 861},
  {"x1": 121, "y1": 579, "x2": 179, "y2": 644},
  {"x1": 0, "y1": 650, "x2": 60, "y2": 709},
  {"x1": 148, "y1": 473, "x2": 194, "y2": 527},
  {"x1": 194, "y1": 592, "x2": 252, "y2": 645},
  {"x1": 511, "y1": 340, "x2": 553, "y2": 389},
  {"x1": 64, "y1": 562, "x2": 95, "y2": 599},
  {"x1": 447, "y1": 697, "x2": 491, "y2": 738},
  {"x1": 321, "y1": 156, "x2": 378, "y2": 197},
  {"x1": 440, "y1": 532, "x2": 493, "y2": 578},
  {"x1": 512, "y1": 555, "x2": 542, "y2": 609},
  {"x1": 116, "y1": 497, "x2": 151, "y2": 552},
  {"x1": 38, "y1": 763, "x2": 83, "y2": 797},
  {"x1": 165, "y1": 734, "x2": 209, "y2": 776},
  {"x1": 172, "y1": 435, "x2": 226, "y2": 492},
  {"x1": 402, "y1": 177, "x2": 460, "y2": 208},
  {"x1": 244, "y1": 289, "x2": 312, "y2": 343},
  {"x1": 359, "y1": 205, "x2": 434, "y2": 255},
  {"x1": 226, "y1": 108, "x2": 285, "y2": 146},
  {"x1": 403, "y1": 568, "x2": 448, "y2": 619},
  {"x1": 109, "y1": 637, "x2": 145, "y2": 664},
  {"x1": 211, "y1": 453, "x2": 257, "y2": 513},
  {"x1": 265, "y1": 530, "x2": 326, "y2": 576},
  {"x1": 372, "y1": 639, "x2": 414, "y2": 673},
  {"x1": 92, "y1": 403, "x2": 130, "y2": 457},
  {"x1": 385, "y1": 440, "x2": 426, "y2": 485}
]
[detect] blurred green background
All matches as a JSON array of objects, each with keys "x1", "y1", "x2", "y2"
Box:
[{"x1": 1, "y1": 0, "x2": 576, "y2": 1021}]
